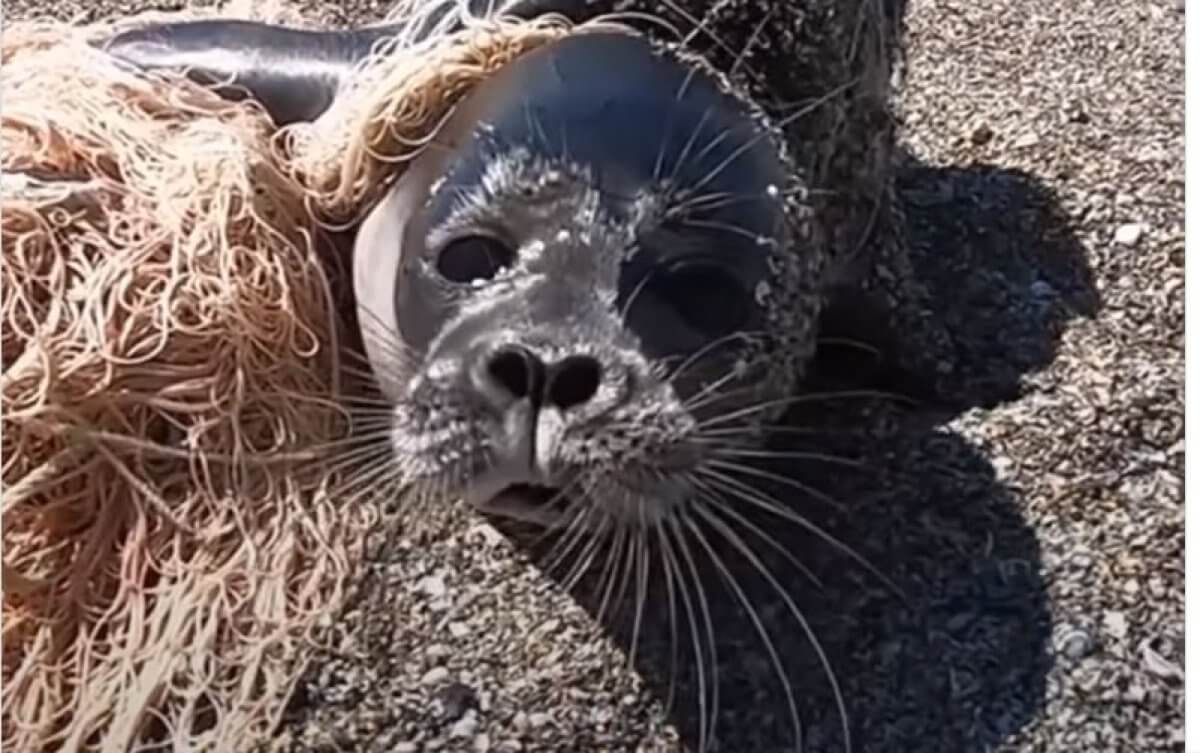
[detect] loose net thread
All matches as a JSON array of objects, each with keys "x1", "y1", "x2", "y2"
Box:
[{"x1": 0, "y1": 6, "x2": 572, "y2": 751}]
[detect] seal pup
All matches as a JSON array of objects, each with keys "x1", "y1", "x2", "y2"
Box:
[{"x1": 99, "y1": 1, "x2": 950, "y2": 749}]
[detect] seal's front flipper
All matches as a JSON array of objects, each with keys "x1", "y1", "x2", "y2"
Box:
[
  {"x1": 93, "y1": 2, "x2": 590, "y2": 126},
  {"x1": 96, "y1": 20, "x2": 404, "y2": 125}
]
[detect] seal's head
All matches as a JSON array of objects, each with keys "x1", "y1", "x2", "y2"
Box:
[{"x1": 355, "y1": 30, "x2": 824, "y2": 528}]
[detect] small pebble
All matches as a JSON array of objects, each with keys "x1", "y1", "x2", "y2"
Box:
[
  {"x1": 394, "y1": 744, "x2": 418, "y2": 753},
  {"x1": 528, "y1": 712, "x2": 553, "y2": 729},
  {"x1": 1058, "y1": 628, "x2": 1096, "y2": 660},
  {"x1": 1030, "y1": 280, "x2": 1057, "y2": 299},
  {"x1": 450, "y1": 710, "x2": 479, "y2": 739},
  {"x1": 1013, "y1": 131, "x2": 1039, "y2": 148},
  {"x1": 1124, "y1": 684, "x2": 1149, "y2": 704},
  {"x1": 512, "y1": 711, "x2": 529, "y2": 734},
  {"x1": 1141, "y1": 642, "x2": 1183, "y2": 681},
  {"x1": 1114, "y1": 223, "x2": 1144, "y2": 246},
  {"x1": 422, "y1": 667, "x2": 450, "y2": 686},
  {"x1": 435, "y1": 681, "x2": 479, "y2": 722},
  {"x1": 1102, "y1": 611, "x2": 1129, "y2": 640},
  {"x1": 473, "y1": 733, "x2": 491, "y2": 753},
  {"x1": 449, "y1": 621, "x2": 470, "y2": 639},
  {"x1": 418, "y1": 574, "x2": 448, "y2": 598},
  {"x1": 968, "y1": 121, "x2": 994, "y2": 145}
]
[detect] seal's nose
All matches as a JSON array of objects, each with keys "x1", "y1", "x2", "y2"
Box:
[
  {"x1": 477, "y1": 345, "x2": 603, "y2": 410},
  {"x1": 485, "y1": 344, "x2": 546, "y2": 402},
  {"x1": 546, "y1": 355, "x2": 602, "y2": 409}
]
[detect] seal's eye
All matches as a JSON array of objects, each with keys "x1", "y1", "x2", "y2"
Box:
[
  {"x1": 436, "y1": 235, "x2": 516, "y2": 283},
  {"x1": 651, "y1": 260, "x2": 748, "y2": 336}
]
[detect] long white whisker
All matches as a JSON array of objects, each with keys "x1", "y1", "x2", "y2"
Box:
[
  {"x1": 657, "y1": 518, "x2": 711, "y2": 753},
  {"x1": 696, "y1": 466, "x2": 902, "y2": 598},
  {"x1": 693, "y1": 504, "x2": 853, "y2": 753},
  {"x1": 691, "y1": 480, "x2": 824, "y2": 591},
  {"x1": 707, "y1": 445, "x2": 864, "y2": 468},
  {"x1": 682, "y1": 510, "x2": 805, "y2": 753},
  {"x1": 664, "y1": 515, "x2": 720, "y2": 750}
]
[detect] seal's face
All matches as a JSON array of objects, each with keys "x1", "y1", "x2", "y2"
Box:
[{"x1": 355, "y1": 31, "x2": 813, "y2": 528}]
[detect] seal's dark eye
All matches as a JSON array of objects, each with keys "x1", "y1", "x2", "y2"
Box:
[
  {"x1": 436, "y1": 235, "x2": 515, "y2": 283},
  {"x1": 651, "y1": 260, "x2": 748, "y2": 336}
]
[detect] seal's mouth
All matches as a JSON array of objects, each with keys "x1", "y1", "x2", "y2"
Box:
[
  {"x1": 468, "y1": 479, "x2": 574, "y2": 528},
  {"x1": 500, "y1": 483, "x2": 564, "y2": 507}
]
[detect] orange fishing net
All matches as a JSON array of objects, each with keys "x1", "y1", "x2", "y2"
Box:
[{"x1": 0, "y1": 5, "x2": 571, "y2": 749}]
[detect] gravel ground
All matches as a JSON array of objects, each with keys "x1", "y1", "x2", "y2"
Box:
[{"x1": 8, "y1": 0, "x2": 1184, "y2": 751}]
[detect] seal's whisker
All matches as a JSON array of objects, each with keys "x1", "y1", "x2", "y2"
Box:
[
  {"x1": 681, "y1": 508, "x2": 805, "y2": 752},
  {"x1": 300, "y1": 430, "x2": 395, "y2": 464},
  {"x1": 538, "y1": 499, "x2": 607, "y2": 584},
  {"x1": 525, "y1": 475, "x2": 603, "y2": 565},
  {"x1": 697, "y1": 466, "x2": 902, "y2": 598},
  {"x1": 658, "y1": 0, "x2": 772, "y2": 95},
  {"x1": 691, "y1": 78, "x2": 860, "y2": 198},
  {"x1": 354, "y1": 304, "x2": 419, "y2": 368},
  {"x1": 816, "y1": 335, "x2": 885, "y2": 358},
  {"x1": 340, "y1": 401, "x2": 397, "y2": 418},
  {"x1": 354, "y1": 302, "x2": 416, "y2": 358},
  {"x1": 680, "y1": 377, "x2": 779, "y2": 415},
  {"x1": 690, "y1": 504, "x2": 857, "y2": 753},
  {"x1": 593, "y1": 524, "x2": 631, "y2": 624},
  {"x1": 692, "y1": 481, "x2": 824, "y2": 591},
  {"x1": 326, "y1": 446, "x2": 405, "y2": 501},
  {"x1": 676, "y1": 217, "x2": 763, "y2": 243},
  {"x1": 695, "y1": 388, "x2": 914, "y2": 430},
  {"x1": 671, "y1": 121, "x2": 737, "y2": 196},
  {"x1": 668, "y1": 189, "x2": 770, "y2": 217},
  {"x1": 729, "y1": 4, "x2": 773, "y2": 80},
  {"x1": 654, "y1": 519, "x2": 684, "y2": 719},
  {"x1": 649, "y1": 65, "x2": 700, "y2": 183},
  {"x1": 665, "y1": 330, "x2": 768, "y2": 388},
  {"x1": 558, "y1": 504, "x2": 620, "y2": 594},
  {"x1": 609, "y1": 522, "x2": 643, "y2": 629},
  {"x1": 335, "y1": 396, "x2": 399, "y2": 414},
  {"x1": 700, "y1": 423, "x2": 861, "y2": 440},
  {"x1": 668, "y1": 513, "x2": 723, "y2": 749},
  {"x1": 703, "y1": 458, "x2": 842, "y2": 513},
  {"x1": 626, "y1": 516, "x2": 652, "y2": 670},
  {"x1": 664, "y1": 103, "x2": 718, "y2": 194},
  {"x1": 581, "y1": 11, "x2": 684, "y2": 42},
  {"x1": 321, "y1": 436, "x2": 395, "y2": 472},
  {"x1": 618, "y1": 266, "x2": 659, "y2": 322},
  {"x1": 658, "y1": 516, "x2": 717, "y2": 753},
  {"x1": 335, "y1": 357, "x2": 395, "y2": 384},
  {"x1": 703, "y1": 446, "x2": 865, "y2": 470}
]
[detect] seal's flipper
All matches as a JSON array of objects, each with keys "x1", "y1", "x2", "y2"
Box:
[
  {"x1": 95, "y1": 1, "x2": 592, "y2": 125},
  {"x1": 98, "y1": 20, "x2": 409, "y2": 124}
]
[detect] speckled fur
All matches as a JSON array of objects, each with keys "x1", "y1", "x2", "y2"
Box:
[{"x1": 578, "y1": 0, "x2": 955, "y2": 386}]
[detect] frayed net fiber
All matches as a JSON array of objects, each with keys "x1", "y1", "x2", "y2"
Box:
[{"x1": 0, "y1": 4, "x2": 572, "y2": 750}]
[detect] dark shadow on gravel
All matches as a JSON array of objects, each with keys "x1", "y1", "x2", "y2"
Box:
[
  {"x1": 894, "y1": 153, "x2": 1100, "y2": 408},
  {"x1": 507, "y1": 402, "x2": 1054, "y2": 753},
  {"x1": 498, "y1": 157, "x2": 1095, "y2": 752}
]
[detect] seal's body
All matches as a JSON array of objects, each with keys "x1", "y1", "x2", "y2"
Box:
[{"x1": 100, "y1": 0, "x2": 948, "y2": 527}]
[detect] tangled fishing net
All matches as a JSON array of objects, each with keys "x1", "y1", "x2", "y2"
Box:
[{"x1": 0, "y1": 3, "x2": 574, "y2": 749}]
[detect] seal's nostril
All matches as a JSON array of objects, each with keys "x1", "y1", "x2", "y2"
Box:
[
  {"x1": 486, "y1": 345, "x2": 544, "y2": 400},
  {"x1": 548, "y1": 356, "x2": 602, "y2": 409}
]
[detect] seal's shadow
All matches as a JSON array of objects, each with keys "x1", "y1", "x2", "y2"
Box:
[{"x1": 497, "y1": 158, "x2": 1096, "y2": 753}]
